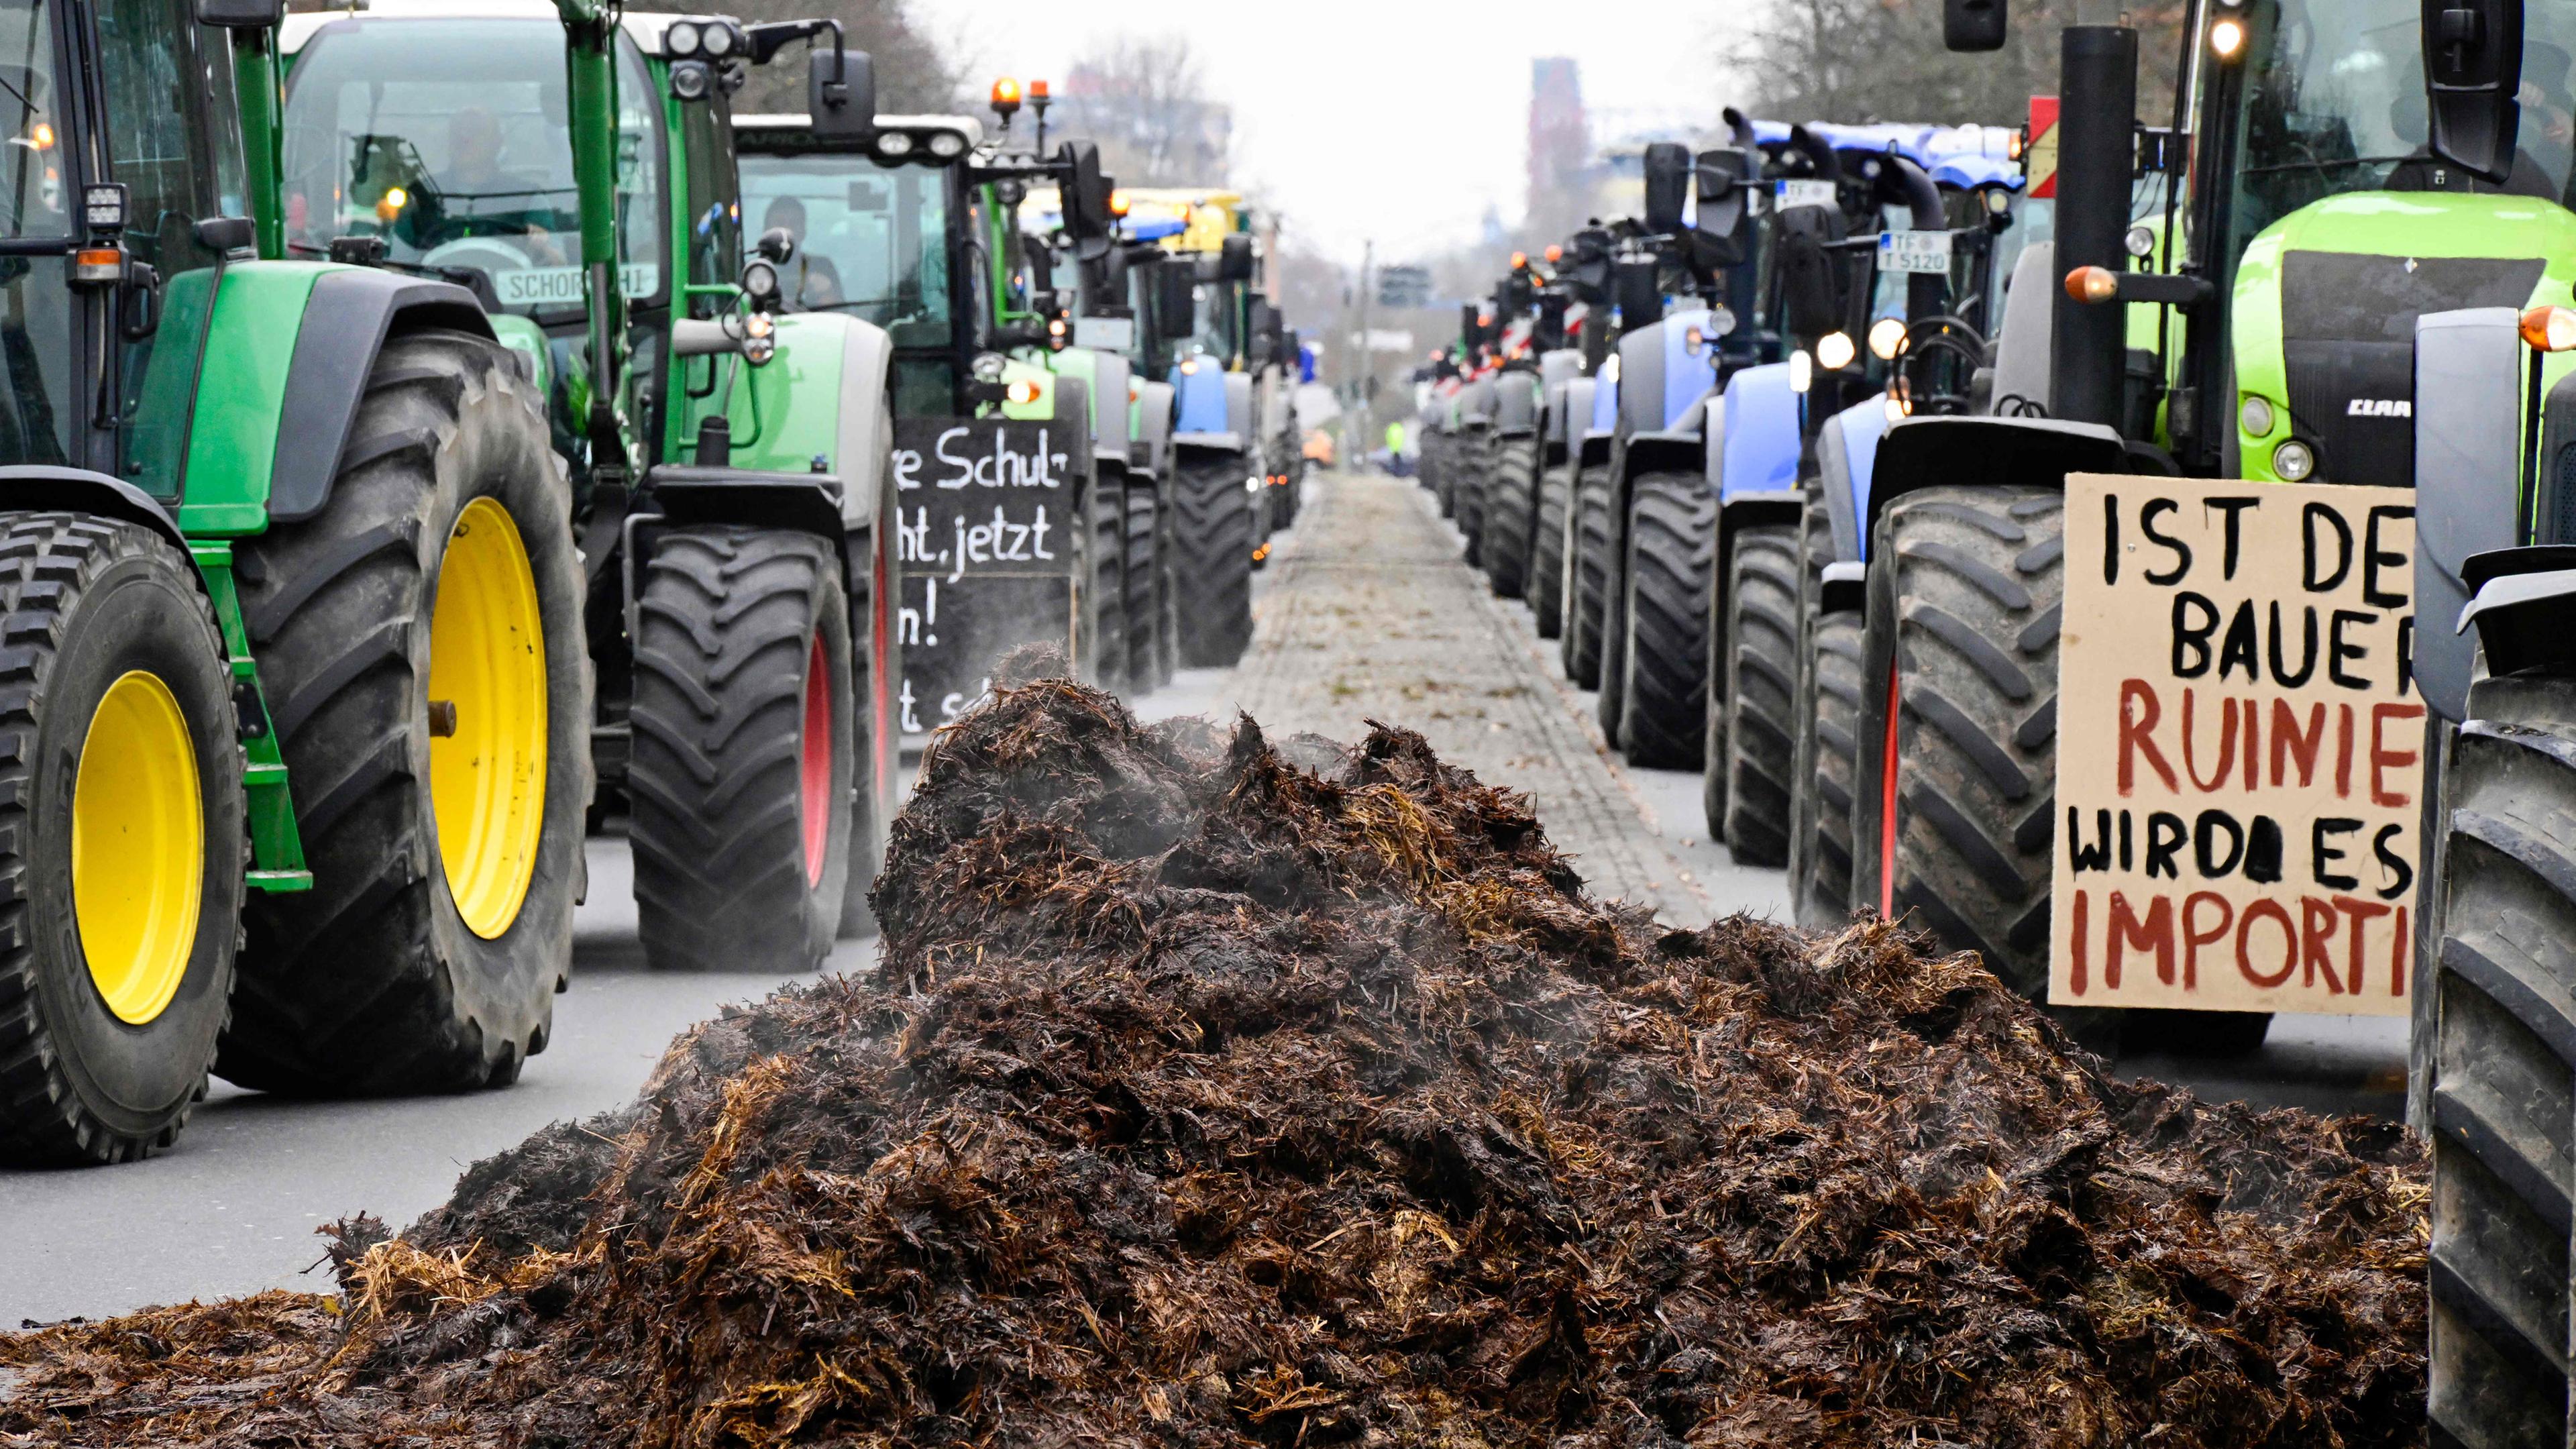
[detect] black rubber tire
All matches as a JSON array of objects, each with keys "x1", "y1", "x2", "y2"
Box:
[
  {"x1": 627, "y1": 527, "x2": 853, "y2": 972},
  {"x1": 1531, "y1": 460, "x2": 1571, "y2": 639},
  {"x1": 223, "y1": 331, "x2": 590, "y2": 1095},
  {"x1": 1850, "y1": 485, "x2": 2061, "y2": 999},
  {"x1": 1122, "y1": 474, "x2": 1160, "y2": 693},
  {"x1": 1595, "y1": 473, "x2": 1631, "y2": 747},
  {"x1": 1455, "y1": 431, "x2": 1487, "y2": 570},
  {"x1": 1081, "y1": 468, "x2": 1128, "y2": 694},
  {"x1": 1784, "y1": 499, "x2": 1859, "y2": 926},
  {"x1": 1432, "y1": 435, "x2": 1458, "y2": 518},
  {"x1": 1721, "y1": 523, "x2": 1801, "y2": 866},
  {"x1": 1153, "y1": 473, "x2": 1179, "y2": 687},
  {"x1": 1484, "y1": 435, "x2": 1538, "y2": 600},
  {"x1": 1563, "y1": 464, "x2": 1615, "y2": 689},
  {"x1": 2426, "y1": 671, "x2": 2576, "y2": 1447},
  {"x1": 840, "y1": 515, "x2": 900, "y2": 940},
  {"x1": 0, "y1": 517, "x2": 247, "y2": 1165},
  {"x1": 1171, "y1": 451, "x2": 1255, "y2": 667},
  {"x1": 1615, "y1": 474, "x2": 1711, "y2": 769}
]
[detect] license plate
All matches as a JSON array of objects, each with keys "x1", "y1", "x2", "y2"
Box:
[
  {"x1": 1876, "y1": 229, "x2": 1954, "y2": 274},
  {"x1": 1774, "y1": 179, "x2": 1838, "y2": 212}
]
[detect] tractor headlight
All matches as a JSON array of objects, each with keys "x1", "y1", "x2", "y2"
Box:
[
  {"x1": 2238, "y1": 393, "x2": 2275, "y2": 437},
  {"x1": 927, "y1": 129, "x2": 967, "y2": 159},
  {"x1": 1868, "y1": 317, "x2": 1907, "y2": 360},
  {"x1": 670, "y1": 60, "x2": 712, "y2": 101},
  {"x1": 875, "y1": 130, "x2": 915, "y2": 158},
  {"x1": 1708, "y1": 303, "x2": 1737, "y2": 337},
  {"x1": 665, "y1": 19, "x2": 701, "y2": 56},
  {"x1": 743, "y1": 333, "x2": 775, "y2": 366},
  {"x1": 741, "y1": 258, "x2": 780, "y2": 303},
  {"x1": 1789, "y1": 349, "x2": 1813, "y2": 394},
  {"x1": 971, "y1": 352, "x2": 1008, "y2": 384},
  {"x1": 2273, "y1": 437, "x2": 2316, "y2": 482},
  {"x1": 2125, "y1": 225, "x2": 2156, "y2": 258},
  {"x1": 699, "y1": 20, "x2": 737, "y2": 56},
  {"x1": 1815, "y1": 330, "x2": 1856, "y2": 370}
]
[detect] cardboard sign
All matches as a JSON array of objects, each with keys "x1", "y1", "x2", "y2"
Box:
[
  {"x1": 889, "y1": 417, "x2": 1089, "y2": 738},
  {"x1": 2049, "y1": 475, "x2": 2419, "y2": 1017}
]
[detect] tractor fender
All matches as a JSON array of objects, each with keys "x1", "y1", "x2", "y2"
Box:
[
  {"x1": 1550, "y1": 376, "x2": 1594, "y2": 467},
  {"x1": 645, "y1": 464, "x2": 849, "y2": 539},
  {"x1": 1706, "y1": 357, "x2": 1803, "y2": 692},
  {"x1": 1716, "y1": 362, "x2": 1801, "y2": 507},
  {"x1": 2457, "y1": 548, "x2": 2576, "y2": 679},
  {"x1": 1134, "y1": 380, "x2": 1176, "y2": 478},
  {"x1": 1578, "y1": 366, "x2": 1620, "y2": 468},
  {"x1": 1860, "y1": 414, "x2": 2129, "y2": 549},
  {"x1": 725, "y1": 311, "x2": 894, "y2": 531},
  {"x1": 1618, "y1": 309, "x2": 1721, "y2": 437},
  {"x1": 1817, "y1": 397, "x2": 1892, "y2": 566},
  {"x1": 1619, "y1": 423, "x2": 1706, "y2": 488},
  {"x1": 1538, "y1": 348, "x2": 1582, "y2": 396},
  {"x1": 267, "y1": 267, "x2": 494, "y2": 524},
  {"x1": 1711, "y1": 490, "x2": 1805, "y2": 697},
  {"x1": 2413, "y1": 307, "x2": 2524, "y2": 723},
  {"x1": 1493, "y1": 371, "x2": 1542, "y2": 437},
  {"x1": 1171, "y1": 366, "x2": 1250, "y2": 449},
  {"x1": 1055, "y1": 347, "x2": 1135, "y2": 466},
  {"x1": 1458, "y1": 375, "x2": 1497, "y2": 429},
  {"x1": 0, "y1": 466, "x2": 193, "y2": 557}
]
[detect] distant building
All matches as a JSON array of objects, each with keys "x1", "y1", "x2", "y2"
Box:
[{"x1": 1525, "y1": 58, "x2": 1590, "y2": 243}]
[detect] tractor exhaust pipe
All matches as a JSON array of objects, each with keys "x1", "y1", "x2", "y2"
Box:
[{"x1": 2051, "y1": 25, "x2": 2137, "y2": 428}]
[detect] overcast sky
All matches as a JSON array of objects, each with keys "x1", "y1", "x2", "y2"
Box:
[{"x1": 906, "y1": 0, "x2": 1752, "y2": 266}]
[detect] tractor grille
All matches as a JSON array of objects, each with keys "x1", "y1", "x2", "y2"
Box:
[{"x1": 2278, "y1": 251, "x2": 2543, "y2": 488}]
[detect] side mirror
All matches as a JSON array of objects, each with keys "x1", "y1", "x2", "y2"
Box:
[
  {"x1": 1058, "y1": 140, "x2": 1116, "y2": 252},
  {"x1": 1642, "y1": 142, "x2": 1691, "y2": 233},
  {"x1": 2424, "y1": 0, "x2": 2524, "y2": 182},
  {"x1": 1248, "y1": 301, "x2": 1280, "y2": 366},
  {"x1": 1771, "y1": 214, "x2": 1844, "y2": 339},
  {"x1": 195, "y1": 0, "x2": 281, "y2": 26},
  {"x1": 809, "y1": 44, "x2": 875, "y2": 144},
  {"x1": 1695, "y1": 148, "x2": 1754, "y2": 253},
  {"x1": 1944, "y1": 0, "x2": 2006, "y2": 51},
  {"x1": 755, "y1": 227, "x2": 796, "y2": 264},
  {"x1": 1156, "y1": 264, "x2": 1197, "y2": 339},
  {"x1": 1218, "y1": 231, "x2": 1255, "y2": 282}
]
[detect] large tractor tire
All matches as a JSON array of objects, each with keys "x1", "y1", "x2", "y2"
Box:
[
  {"x1": 1431, "y1": 437, "x2": 1458, "y2": 519},
  {"x1": 0, "y1": 517, "x2": 247, "y2": 1165},
  {"x1": 1531, "y1": 460, "x2": 1571, "y2": 639},
  {"x1": 1595, "y1": 475, "x2": 1637, "y2": 747},
  {"x1": 2427, "y1": 671, "x2": 2576, "y2": 1446},
  {"x1": 1563, "y1": 464, "x2": 1615, "y2": 688},
  {"x1": 1455, "y1": 434, "x2": 1487, "y2": 570},
  {"x1": 1782, "y1": 501, "x2": 1858, "y2": 924},
  {"x1": 841, "y1": 514, "x2": 900, "y2": 941},
  {"x1": 1484, "y1": 435, "x2": 1538, "y2": 600},
  {"x1": 1123, "y1": 475, "x2": 1161, "y2": 693},
  {"x1": 1615, "y1": 474, "x2": 1712, "y2": 769},
  {"x1": 628, "y1": 527, "x2": 853, "y2": 972},
  {"x1": 223, "y1": 331, "x2": 588, "y2": 1095},
  {"x1": 1171, "y1": 451, "x2": 1256, "y2": 667},
  {"x1": 1849, "y1": 485, "x2": 2059, "y2": 998},
  {"x1": 1081, "y1": 471, "x2": 1128, "y2": 694},
  {"x1": 1719, "y1": 523, "x2": 1802, "y2": 865}
]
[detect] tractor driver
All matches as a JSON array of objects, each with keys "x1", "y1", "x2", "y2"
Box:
[
  {"x1": 761, "y1": 195, "x2": 843, "y2": 309},
  {"x1": 428, "y1": 107, "x2": 569, "y2": 264}
]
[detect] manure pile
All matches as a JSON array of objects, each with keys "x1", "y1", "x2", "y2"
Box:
[{"x1": 1, "y1": 681, "x2": 2427, "y2": 1448}]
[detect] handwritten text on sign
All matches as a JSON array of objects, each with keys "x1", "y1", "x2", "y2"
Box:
[
  {"x1": 2049, "y1": 475, "x2": 2418, "y2": 1016},
  {"x1": 890, "y1": 418, "x2": 1087, "y2": 737}
]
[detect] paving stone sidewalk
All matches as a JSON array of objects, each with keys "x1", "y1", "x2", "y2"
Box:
[{"x1": 1148, "y1": 469, "x2": 1782, "y2": 924}]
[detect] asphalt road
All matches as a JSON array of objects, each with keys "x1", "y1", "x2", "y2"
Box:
[{"x1": 0, "y1": 470, "x2": 2410, "y2": 1328}]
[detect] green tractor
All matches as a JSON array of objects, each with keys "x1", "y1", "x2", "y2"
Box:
[
  {"x1": 277, "y1": 0, "x2": 900, "y2": 969},
  {"x1": 1829, "y1": 0, "x2": 2568, "y2": 1034},
  {"x1": 1, "y1": 0, "x2": 597, "y2": 1164},
  {"x1": 731, "y1": 85, "x2": 1140, "y2": 727}
]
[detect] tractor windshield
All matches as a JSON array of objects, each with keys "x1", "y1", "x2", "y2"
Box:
[
  {"x1": 1189, "y1": 278, "x2": 1240, "y2": 366},
  {"x1": 2229, "y1": 0, "x2": 2576, "y2": 250},
  {"x1": 280, "y1": 17, "x2": 665, "y2": 319},
  {"x1": 736, "y1": 156, "x2": 951, "y2": 344}
]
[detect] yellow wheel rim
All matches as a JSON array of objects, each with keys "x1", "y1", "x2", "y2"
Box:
[
  {"x1": 428, "y1": 497, "x2": 549, "y2": 940},
  {"x1": 74, "y1": 671, "x2": 204, "y2": 1026}
]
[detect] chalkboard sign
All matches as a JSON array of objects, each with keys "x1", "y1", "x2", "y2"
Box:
[{"x1": 890, "y1": 417, "x2": 1091, "y2": 737}]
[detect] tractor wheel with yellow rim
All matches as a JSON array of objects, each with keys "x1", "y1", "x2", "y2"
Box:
[
  {"x1": 0, "y1": 513, "x2": 246, "y2": 1165},
  {"x1": 218, "y1": 329, "x2": 591, "y2": 1095}
]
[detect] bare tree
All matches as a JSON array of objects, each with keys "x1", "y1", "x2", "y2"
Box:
[
  {"x1": 1053, "y1": 35, "x2": 1234, "y2": 185},
  {"x1": 719, "y1": 0, "x2": 964, "y2": 116},
  {"x1": 1737, "y1": 0, "x2": 2186, "y2": 128}
]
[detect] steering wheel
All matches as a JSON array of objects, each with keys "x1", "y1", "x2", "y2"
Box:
[{"x1": 1891, "y1": 314, "x2": 1988, "y2": 417}]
